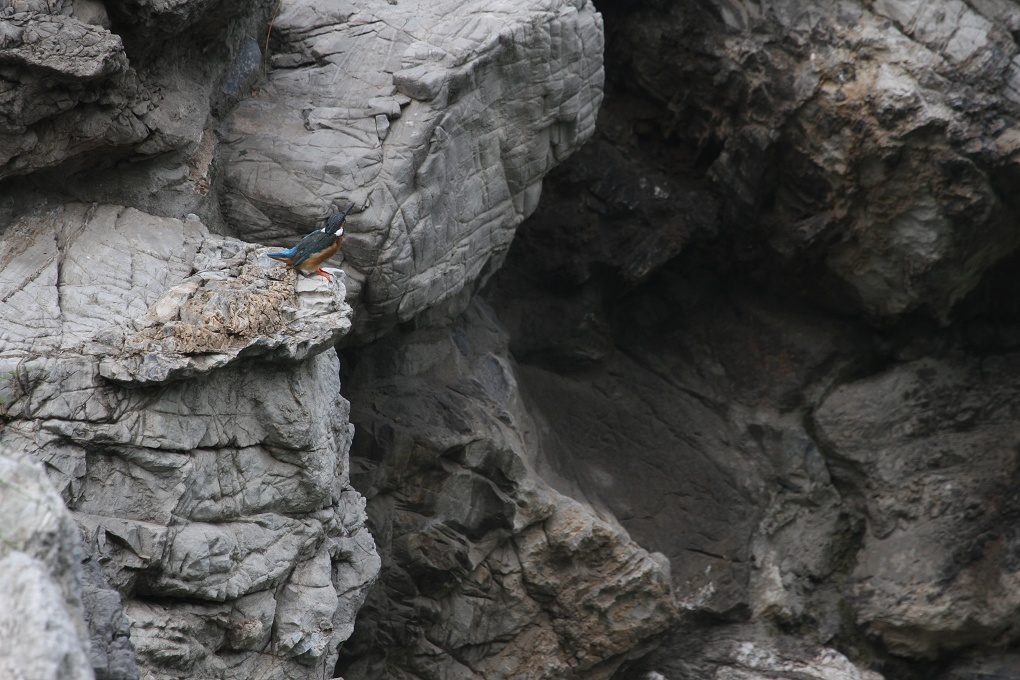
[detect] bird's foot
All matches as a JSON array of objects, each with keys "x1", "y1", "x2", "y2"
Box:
[{"x1": 315, "y1": 268, "x2": 334, "y2": 283}]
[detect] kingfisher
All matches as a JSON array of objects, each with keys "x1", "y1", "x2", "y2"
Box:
[{"x1": 267, "y1": 204, "x2": 355, "y2": 283}]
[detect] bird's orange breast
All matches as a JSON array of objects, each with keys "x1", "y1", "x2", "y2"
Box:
[{"x1": 297, "y1": 238, "x2": 342, "y2": 272}]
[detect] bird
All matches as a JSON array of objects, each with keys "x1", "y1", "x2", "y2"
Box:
[{"x1": 267, "y1": 204, "x2": 355, "y2": 283}]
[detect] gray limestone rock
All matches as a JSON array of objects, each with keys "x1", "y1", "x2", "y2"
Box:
[
  {"x1": 484, "y1": 0, "x2": 1020, "y2": 674},
  {"x1": 0, "y1": 6, "x2": 143, "y2": 179},
  {"x1": 1, "y1": 1, "x2": 610, "y2": 674},
  {"x1": 637, "y1": 626, "x2": 884, "y2": 680},
  {"x1": 0, "y1": 0, "x2": 679, "y2": 677},
  {"x1": 23, "y1": 0, "x2": 1020, "y2": 676},
  {"x1": 0, "y1": 0, "x2": 275, "y2": 216},
  {"x1": 487, "y1": 256, "x2": 872, "y2": 629},
  {"x1": 218, "y1": 0, "x2": 604, "y2": 339},
  {"x1": 0, "y1": 11, "x2": 125, "y2": 80},
  {"x1": 0, "y1": 553, "x2": 94, "y2": 680},
  {"x1": 0, "y1": 451, "x2": 94, "y2": 680},
  {"x1": 81, "y1": 545, "x2": 139, "y2": 680},
  {"x1": 0, "y1": 202, "x2": 378, "y2": 680}
]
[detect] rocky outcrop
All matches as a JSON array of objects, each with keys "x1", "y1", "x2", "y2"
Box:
[
  {"x1": 632, "y1": 625, "x2": 886, "y2": 680},
  {"x1": 2, "y1": 0, "x2": 610, "y2": 677},
  {"x1": 217, "y1": 0, "x2": 604, "y2": 340},
  {"x1": 339, "y1": 299, "x2": 675, "y2": 679},
  {"x1": 0, "y1": 0, "x2": 273, "y2": 192},
  {"x1": 9, "y1": 0, "x2": 1020, "y2": 678},
  {"x1": 0, "y1": 203, "x2": 377, "y2": 679},
  {"x1": 81, "y1": 540, "x2": 139, "y2": 680},
  {"x1": 481, "y1": 0, "x2": 1020, "y2": 677},
  {"x1": 0, "y1": 0, "x2": 133, "y2": 180},
  {"x1": 582, "y1": 0, "x2": 1020, "y2": 325},
  {"x1": 816, "y1": 354, "x2": 1020, "y2": 660}
]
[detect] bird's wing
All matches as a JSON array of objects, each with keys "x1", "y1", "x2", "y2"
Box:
[{"x1": 289, "y1": 231, "x2": 338, "y2": 267}]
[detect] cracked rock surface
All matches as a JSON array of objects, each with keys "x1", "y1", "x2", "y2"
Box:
[
  {"x1": 1, "y1": 0, "x2": 610, "y2": 677},
  {"x1": 816, "y1": 354, "x2": 1020, "y2": 660},
  {"x1": 218, "y1": 0, "x2": 604, "y2": 340},
  {"x1": 0, "y1": 203, "x2": 377, "y2": 680},
  {"x1": 478, "y1": 0, "x2": 1020, "y2": 677},
  {"x1": 607, "y1": 0, "x2": 1020, "y2": 323},
  {"x1": 14, "y1": 0, "x2": 1020, "y2": 677},
  {"x1": 0, "y1": 0, "x2": 275, "y2": 188}
]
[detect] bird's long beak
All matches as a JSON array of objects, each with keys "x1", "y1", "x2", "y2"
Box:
[{"x1": 343, "y1": 203, "x2": 356, "y2": 217}]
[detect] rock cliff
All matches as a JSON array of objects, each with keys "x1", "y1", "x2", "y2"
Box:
[
  {"x1": 481, "y1": 0, "x2": 1020, "y2": 677},
  {"x1": 0, "y1": 202, "x2": 376, "y2": 679},
  {"x1": 3, "y1": 0, "x2": 1020, "y2": 679}
]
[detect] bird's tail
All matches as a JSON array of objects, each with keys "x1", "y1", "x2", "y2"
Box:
[{"x1": 266, "y1": 250, "x2": 296, "y2": 263}]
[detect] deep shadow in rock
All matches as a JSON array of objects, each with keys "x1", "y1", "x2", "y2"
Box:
[
  {"x1": 478, "y1": 0, "x2": 1020, "y2": 671},
  {"x1": 337, "y1": 298, "x2": 676, "y2": 679}
]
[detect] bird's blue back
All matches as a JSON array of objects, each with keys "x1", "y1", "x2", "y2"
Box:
[{"x1": 267, "y1": 205, "x2": 354, "y2": 266}]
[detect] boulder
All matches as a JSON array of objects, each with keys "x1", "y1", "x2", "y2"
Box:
[
  {"x1": 628, "y1": 625, "x2": 884, "y2": 680},
  {"x1": 0, "y1": 0, "x2": 278, "y2": 230},
  {"x1": 217, "y1": 0, "x2": 604, "y2": 339},
  {"x1": 481, "y1": 0, "x2": 1020, "y2": 674},
  {"x1": 605, "y1": 0, "x2": 1020, "y2": 323},
  {"x1": 815, "y1": 354, "x2": 1020, "y2": 659}
]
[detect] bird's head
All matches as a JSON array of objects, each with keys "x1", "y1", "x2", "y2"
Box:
[{"x1": 323, "y1": 203, "x2": 356, "y2": 236}]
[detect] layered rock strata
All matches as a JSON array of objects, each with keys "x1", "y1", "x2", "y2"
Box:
[
  {"x1": 600, "y1": 0, "x2": 1020, "y2": 323},
  {"x1": 479, "y1": 0, "x2": 1020, "y2": 677},
  {"x1": 24, "y1": 0, "x2": 1020, "y2": 677},
  {"x1": 1, "y1": 0, "x2": 613, "y2": 677},
  {"x1": 0, "y1": 0, "x2": 274, "y2": 193},
  {"x1": 0, "y1": 203, "x2": 378, "y2": 680}
]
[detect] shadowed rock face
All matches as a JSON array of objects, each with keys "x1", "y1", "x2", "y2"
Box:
[
  {"x1": 217, "y1": 0, "x2": 604, "y2": 340},
  {"x1": 339, "y1": 299, "x2": 675, "y2": 679},
  {"x1": 0, "y1": 451, "x2": 94, "y2": 680},
  {"x1": 816, "y1": 355, "x2": 1020, "y2": 660},
  {"x1": 591, "y1": 0, "x2": 1020, "y2": 324},
  {"x1": 2, "y1": 0, "x2": 615, "y2": 678},
  {"x1": 481, "y1": 0, "x2": 1020, "y2": 677},
  {"x1": 0, "y1": 0, "x2": 275, "y2": 193}
]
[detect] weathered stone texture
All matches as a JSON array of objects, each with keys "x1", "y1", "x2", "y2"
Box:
[
  {"x1": 218, "y1": 0, "x2": 604, "y2": 339},
  {"x1": 81, "y1": 544, "x2": 139, "y2": 680},
  {"x1": 478, "y1": 1, "x2": 1020, "y2": 676},
  {"x1": 610, "y1": 0, "x2": 1020, "y2": 323},
  {"x1": 16, "y1": 0, "x2": 1020, "y2": 677},
  {"x1": 633, "y1": 625, "x2": 887, "y2": 680},
  {"x1": 0, "y1": 203, "x2": 377, "y2": 680},
  {"x1": 339, "y1": 299, "x2": 675, "y2": 679},
  {"x1": 0, "y1": 0, "x2": 274, "y2": 219},
  {"x1": 0, "y1": 450, "x2": 93, "y2": 680},
  {"x1": 1, "y1": 0, "x2": 611, "y2": 676},
  {"x1": 815, "y1": 355, "x2": 1020, "y2": 659}
]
